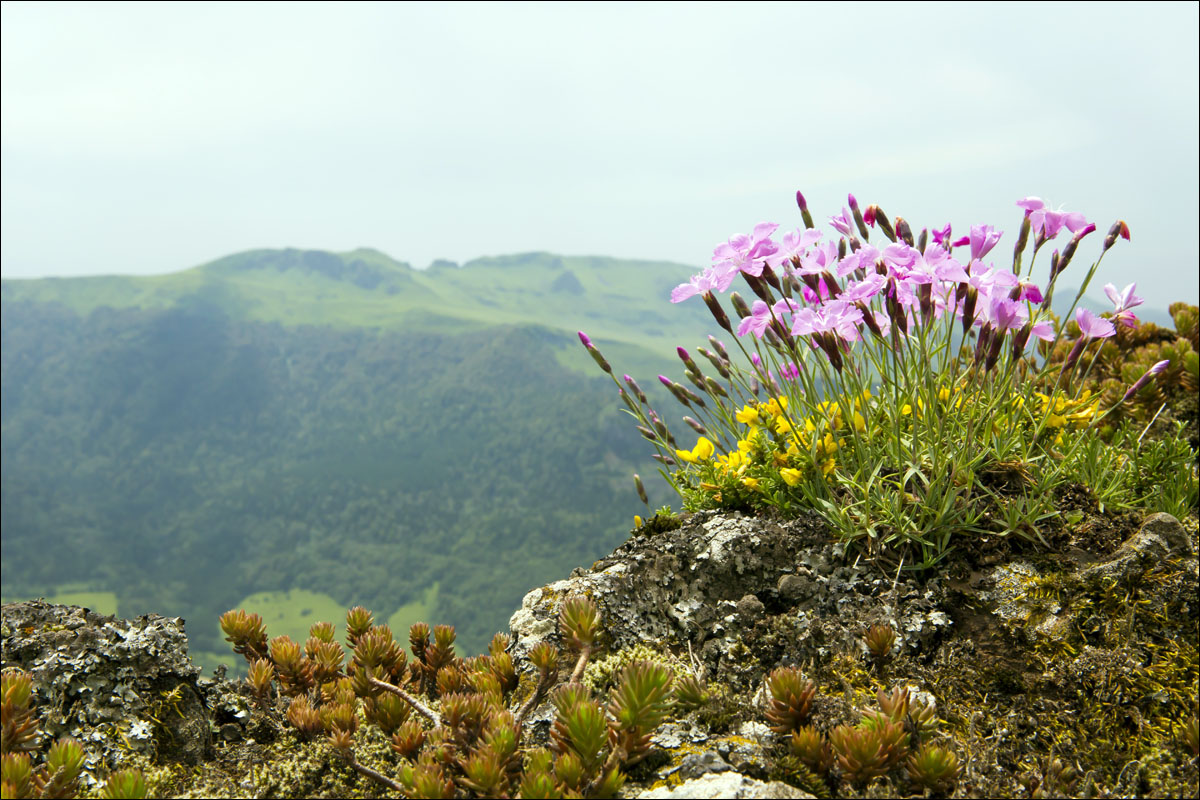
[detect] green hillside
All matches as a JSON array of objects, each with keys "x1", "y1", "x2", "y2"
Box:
[
  {"x1": 1, "y1": 250, "x2": 723, "y2": 672},
  {"x1": 0, "y1": 248, "x2": 719, "y2": 380}
]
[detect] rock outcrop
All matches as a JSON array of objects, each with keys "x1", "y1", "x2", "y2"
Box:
[{"x1": 2, "y1": 507, "x2": 1197, "y2": 798}]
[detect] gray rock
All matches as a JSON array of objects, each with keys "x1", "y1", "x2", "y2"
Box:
[
  {"x1": 636, "y1": 771, "x2": 816, "y2": 798},
  {"x1": 776, "y1": 573, "x2": 811, "y2": 604},
  {"x1": 1, "y1": 599, "x2": 211, "y2": 772},
  {"x1": 1082, "y1": 512, "x2": 1191, "y2": 584},
  {"x1": 509, "y1": 511, "x2": 830, "y2": 662},
  {"x1": 736, "y1": 594, "x2": 766, "y2": 622},
  {"x1": 672, "y1": 749, "x2": 732, "y2": 780}
]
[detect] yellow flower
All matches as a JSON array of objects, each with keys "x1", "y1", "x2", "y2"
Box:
[
  {"x1": 779, "y1": 467, "x2": 803, "y2": 486},
  {"x1": 764, "y1": 396, "x2": 788, "y2": 418},
  {"x1": 676, "y1": 436, "x2": 715, "y2": 464},
  {"x1": 719, "y1": 450, "x2": 750, "y2": 473},
  {"x1": 735, "y1": 405, "x2": 761, "y2": 425},
  {"x1": 741, "y1": 476, "x2": 760, "y2": 490},
  {"x1": 821, "y1": 433, "x2": 839, "y2": 456},
  {"x1": 938, "y1": 387, "x2": 951, "y2": 403},
  {"x1": 821, "y1": 458, "x2": 837, "y2": 475},
  {"x1": 851, "y1": 411, "x2": 866, "y2": 432},
  {"x1": 774, "y1": 416, "x2": 793, "y2": 434},
  {"x1": 634, "y1": 515, "x2": 643, "y2": 529}
]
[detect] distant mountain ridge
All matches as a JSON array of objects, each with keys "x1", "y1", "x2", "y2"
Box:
[{"x1": 2, "y1": 248, "x2": 724, "y2": 382}]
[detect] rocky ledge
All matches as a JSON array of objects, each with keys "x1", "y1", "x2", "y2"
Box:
[{"x1": 2, "y1": 506, "x2": 1197, "y2": 798}]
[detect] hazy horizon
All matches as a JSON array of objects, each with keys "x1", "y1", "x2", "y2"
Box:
[{"x1": 3, "y1": 2, "x2": 1197, "y2": 310}]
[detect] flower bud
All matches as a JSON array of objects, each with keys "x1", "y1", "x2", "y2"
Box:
[
  {"x1": 743, "y1": 271, "x2": 773, "y2": 303},
  {"x1": 624, "y1": 374, "x2": 648, "y2": 405},
  {"x1": 704, "y1": 376, "x2": 728, "y2": 397},
  {"x1": 702, "y1": 291, "x2": 733, "y2": 334},
  {"x1": 698, "y1": 347, "x2": 731, "y2": 379},
  {"x1": 708, "y1": 335, "x2": 729, "y2": 360},
  {"x1": 857, "y1": 302, "x2": 883, "y2": 340},
  {"x1": 848, "y1": 193, "x2": 871, "y2": 240},
  {"x1": 1103, "y1": 220, "x2": 1130, "y2": 252},
  {"x1": 730, "y1": 292, "x2": 753, "y2": 319},
  {"x1": 1123, "y1": 359, "x2": 1169, "y2": 401},
  {"x1": 1060, "y1": 336, "x2": 1087, "y2": 378},
  {"x1": 869, "y1": 205, "x2": 896, "y2": 242},
  {"x1": 1013, "y1": 215, "x2": 1032, "y2": 272},
  {"x1": 917, "y1": 228, "x2": 928, "y2": 253},
  {"x1": 633, "y1": 474, "x2": 649, "y2": 506},
  {"x1": 796, "y1": 190, "x2": 815, "y2": 229},
  {"x1": 895, "y1": 217, "x2": 914, "y2": 247},
  {"x1": 985, "y1": 330, "x2": 1004, "y2": 372},
  {"x1": 1010, "y1": 323, "x2": 1033, "y2": 361},
  {"x1": 761, "y1": 263, "x2": 784, "y2": 292},
  {"x1": 682, "y1": 416, "x2": 708, "y2": 436},
  {"x1": 961, "y1": 286, "x2": 979, "y2": 336},
  {"x1": 1055, "y1": 223, "x2": 1096, "y2": 276}
]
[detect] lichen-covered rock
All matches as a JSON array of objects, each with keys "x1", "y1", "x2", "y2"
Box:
[
  {"x1": 0, "y1": 599, "x2": 211, "y2": 774},
  {"x1": 636, "y1": 771, "x2": 816, "y2": 799},
  {"x1": 509, "y1": 509, "x2": 952, "y2": 691}
]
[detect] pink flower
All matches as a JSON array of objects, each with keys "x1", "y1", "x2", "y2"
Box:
[
  {"x1": 1017, "y1": 197, "x2": 1089, "y2": 241},
  {"x1": 1013, "y1": 278, "x2": 1043, "y2": 304},
  {"x1": 671, "y1": 269, "x2": 721, "y2": 303},
  {"x1": 737, "y1": 300, "x2": 774, "y2": 339},
  {"x1": 712, "y1": 222, "x2": 780, "y2": 279},
  {"x1": 767, "y1": 228, "x2": 822, "y2": 271},
  {"x1": 968, "y1": 224, "x2": 1003, "y2": 262},
  {"x1": 836, "y1": 244, "x2": 880, "y2": 277},
  {"x1": 931, "y1": 223, "x2": 952, "y2": 247},
  {"x1": 829, "y1": 207, "x2": 854, "y2": 236},
  {"x1": 1103, "y1": 282, "x2": 1144, "y2": 328},
  {"x1": 1030, "y1": 319, "x2": 1055, "y2": 342},
  {"x1": 1075, "y1": 307, "x2": 1116, "y2": 340},
  {"x1": 840, "y1": 273, "x2": 887, "y2": 303}
]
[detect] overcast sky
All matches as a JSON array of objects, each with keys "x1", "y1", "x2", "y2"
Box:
[{"x1": 2, "y1": 1, "x2": 1197, "y2": 310}]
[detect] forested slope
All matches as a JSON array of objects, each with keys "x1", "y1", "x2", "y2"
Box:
[{"x1": 1, "y1": 253, "x2": 702, "y2": 666}]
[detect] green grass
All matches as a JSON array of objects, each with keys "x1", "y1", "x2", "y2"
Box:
[
  {"x1": 1, "y1": 588, "x2": 119, "y2": 616},
  {"x1": 386, "y1": 583, "x2": 440, "y2": 643}
]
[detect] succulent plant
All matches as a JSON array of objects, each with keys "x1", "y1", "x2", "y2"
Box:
[
  {"x1": 220, "y1": 597, "x2": 671, "y2": 799},
  {"x1": 218, "y1": 609, "x2": 269, "y2": 663},
  {"x1": 606, "y1": 661, "x2": 674, "y2": 765},
  {"x1": 906, "y1": 742, "x2": 960, "y2": 795},
  {"x1": 97, "y1": 768, "x2": 148, "y2": 800},
  {"x1": 864, "y1": 623, "x2": 897, "y2": 661},
  {"x1": 828, "y1": 723, "x2": 892, "y2": 785},
  {"x1": 790, "y1": 725, "x2": 834, "y2": 775},
  {"x1": 672, "y1": 673, "x2": 709, "y2": 712},
  {"x1": 765, "y1": 667, "x2": 817, "y2": 734}
]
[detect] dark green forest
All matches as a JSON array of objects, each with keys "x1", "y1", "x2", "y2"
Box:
[{"x1": 1, "y1": 297, "x2": 663, "y2": 660}]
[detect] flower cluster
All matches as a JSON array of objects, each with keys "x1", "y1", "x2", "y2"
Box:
[{"x1": 583, "y1": 191, "x2": 1179, "y2": 566}]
